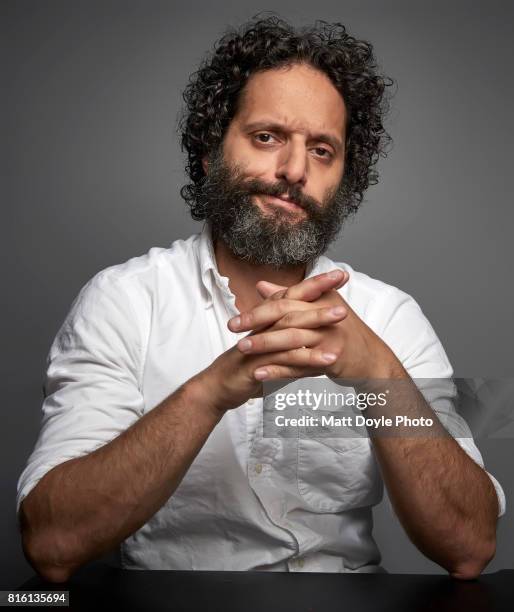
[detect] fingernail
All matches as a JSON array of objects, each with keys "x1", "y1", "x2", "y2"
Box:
[
  {"x1": 322, "y1": 352, "x2": 337, "y2": 362},
  {"x1": 254, "y1": 368, "x2": 268, "y2": 380},
  {"x1": 328, "y1": 270, "x2": 344, "y2": 280},
  {"x1": 330, "y1": 306, "x2": 345, "y2": 316},
  {"x1": 231, "y1": 316, "x2": 241, "y2": 330},
  {"x1": 238, "y1": 338, "x2": 252, "y2": 352}
]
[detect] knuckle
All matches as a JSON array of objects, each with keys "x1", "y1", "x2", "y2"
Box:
[
  {"x1": 250, "y1": 336, "x2": 262, "y2": 351},
  {"x1": 282, "y1": 310, "x2": 295, "y2": 327},
  {"x1": 284, "y1": 366, "x2": 297, "y2": 378},
  {"x1": 258, "y1": 335, "x2": 268, "y2": 351},
  {"x1": 268, "y1": 366, "x2": 280, "y2": 378},
  {"x1": 273, "y1": 289, "x2": 287, "y2": 301},
  {"x1": 289, "y1": 328, "x2": 302, "y2": 346},
  {"x1": 291, "y1": 347, "x2": 305, "y2": 361},
  {"x1": 277, "y1": 300, "x2": 290, "y2": 316}
]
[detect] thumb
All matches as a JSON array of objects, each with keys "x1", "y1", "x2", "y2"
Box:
[{"x1": 256, "y1": 280, "x2": 287, "y2": 299}]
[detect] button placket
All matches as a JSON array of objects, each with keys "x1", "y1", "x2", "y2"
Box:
[{"x1": 246, "y1": 401, "x2": 305, "y2": 558}]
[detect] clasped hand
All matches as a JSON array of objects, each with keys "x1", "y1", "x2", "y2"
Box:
[
  {"x1": 228, "y1": 269, "x2": 396, "y2": 382},
  {"x1": 201, "y1": 269, "x2": 399, "y2": 413}
]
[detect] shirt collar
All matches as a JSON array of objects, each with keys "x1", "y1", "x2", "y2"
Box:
[
  {"x1": 197, "y1": 222, "x2": 340, "y2": 307},
  {"x1": 198, "y1": 223, "x2": 233, "y2": 307}
]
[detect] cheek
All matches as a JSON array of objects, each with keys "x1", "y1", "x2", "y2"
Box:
[
  {"x1": 223, "y1": 138, "x2": 268, "y2": 176},
  {"x1": 308, "y1": 174, "x2": 334, "y2": 202},
  {"x1": 315, "y1": 167, "x2": 344, "y2": 199}
]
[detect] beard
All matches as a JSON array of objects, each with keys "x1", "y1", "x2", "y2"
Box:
[{"x1": 192, "y1": 148, "x2": 356, "y2": 268}]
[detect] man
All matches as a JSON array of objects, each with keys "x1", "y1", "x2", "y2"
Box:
[{"x1": 17, "y1": 17, "x2": 505, "y2": 582}]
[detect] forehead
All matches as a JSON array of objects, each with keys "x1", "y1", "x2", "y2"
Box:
[{"x1": 233, "y1": 63, "x2": 347, "y2": 138}]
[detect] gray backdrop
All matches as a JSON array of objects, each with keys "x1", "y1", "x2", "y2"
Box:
[{"x1": 2, "y1": 0, "x2": 513, "y2": 588}]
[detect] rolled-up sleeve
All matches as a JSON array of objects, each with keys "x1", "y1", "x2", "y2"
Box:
[{"x1": 16, "y1": 272, "x2": 146, "y2": 521}]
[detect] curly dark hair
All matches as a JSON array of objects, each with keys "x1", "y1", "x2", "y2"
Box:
[{"x1": 179, "y1": 15, "x2": 394, "y2": 220}]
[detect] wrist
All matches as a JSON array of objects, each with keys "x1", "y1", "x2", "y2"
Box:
[
  {"x1": 369, "y1": 353, "x2": 407, "y2": 380},
  {"x1": 361, "y1": 332, "x2": 406, "y2": 379},
  {"x1": 183, "y1": 372, "x2": 227, "y2": 421}
]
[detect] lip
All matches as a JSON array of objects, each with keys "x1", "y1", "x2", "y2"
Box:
[{"x1": 261, "y1": 195, "x2": 305, "y2": 213}]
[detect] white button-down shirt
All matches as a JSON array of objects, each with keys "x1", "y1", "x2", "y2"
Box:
[{"x1": 17, "y1": 224, "x2": 506, "y2": 572}]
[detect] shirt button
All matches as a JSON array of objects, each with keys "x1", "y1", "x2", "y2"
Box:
[
  {"x1": 254, "y1": 463, "x2": 262, "y2": 474},
  {"x1": 297, "y1": 558, "x2": 305, "y2": 568},
  {"x1": 248, "y1": 398, "x2": 254, "y2": 405}
]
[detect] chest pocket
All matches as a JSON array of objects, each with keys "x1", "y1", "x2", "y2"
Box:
[{"x1": 296, "y1": 435, "x2": 382, "y2": 512}]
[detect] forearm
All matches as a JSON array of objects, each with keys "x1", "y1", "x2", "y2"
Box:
[
  {"x1": 374, "y1": 434, "x2": 498, "y2": 578},
  {"x1": 364, "y1": 372, "x2": 498, "y2": 578},
  {"x1": 19, "y1": 375, "x2": 221, "y2": 581},
  {"x1": 228, "y1": 271, "x2": 500, "y2": 576}
]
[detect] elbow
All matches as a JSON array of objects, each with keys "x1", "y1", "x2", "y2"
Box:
[
  {"x1": 21, "y1": 530, "x2": 76, "y2": 584},
  {"x1": 35, "y1": 564, "x2": 73, "y2": 584},
  {"x1": 19, "y1": 502, "x2": 77, "y2": 584},
  {"x1": 22, "y1": 530, "x2": 78, "y2": 584},
  {"x1": 450, "y1": 563, "x2": 485, "y2": 581},
  {"x1": 449, "y1": 539, "x2": 497, "y2": 581}
]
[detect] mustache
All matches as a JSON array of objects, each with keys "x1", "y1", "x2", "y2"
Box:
[{"x1": 240, "y1": 177, "x2": 322, "y2": 212}]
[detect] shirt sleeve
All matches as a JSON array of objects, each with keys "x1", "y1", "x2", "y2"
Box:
[
  {"x1": 16, "y1": 272, "x2": 146, "y2": 523},
  {"x1": 369, "y1": 286, "x2": 506, "y2": 518}
]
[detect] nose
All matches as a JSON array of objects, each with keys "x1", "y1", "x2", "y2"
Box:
[{"x1": 275, "y1": 141, "x2": 307, "y2": 187}]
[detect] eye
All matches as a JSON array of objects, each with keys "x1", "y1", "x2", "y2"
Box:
[
  {"x1": 254, "y1": 132, "x2": 277, "y2": 144},
  {"x1": 312, "y1": 147, "x2": 333, "y2": 160}
]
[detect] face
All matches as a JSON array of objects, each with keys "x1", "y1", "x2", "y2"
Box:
[
  {"x1": 221, "y1": 62, "x2": 347, "y2": 214},
  {"x1": 199, "y1": 63, "x2": 353, "y2": 267}
]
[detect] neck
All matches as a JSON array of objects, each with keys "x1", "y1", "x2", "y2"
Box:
[{"x1": 214, "y1": 237, "x2": 307, "y2": 313}]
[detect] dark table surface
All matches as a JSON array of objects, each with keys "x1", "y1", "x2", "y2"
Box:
[{"x1": 14, "y1": 564, "x2": 514, "y2": 611}]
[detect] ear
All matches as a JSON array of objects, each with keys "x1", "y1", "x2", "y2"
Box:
[{"x1": 202, "y1": 156, "x2": 209, "y2": 174}]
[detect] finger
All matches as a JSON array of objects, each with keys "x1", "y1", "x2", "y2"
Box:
[
  {"x1": 256, "y1": 281, "x2": 286, "y2": 299},
  {"x1": 333, "y1": 272, "x2": 350, "y2": 290},
  {"x1": 254, "y1": 365, "x2": 322, "y2": 381},
  {"x1": 237, "y1": 328, "x2": 321, "y2": 355},
  {"x1": 232, "y1": 304, "x2": 347, "y2": 333},
  {"x1": 257, "y1": 346, "x2": 338, "y2": 367},
  {"x1": 272, "y1": 306, "x2": 347, "y2": 331},
  {"x1": 253, "y1": 347, "x2": 338, "y2": 380},
  {"x1": 255, "y1": 269, "x2": 349, "y2": 303},
  {"x1": 229, "y1": 299, "x2": 318, "y2": 332},
  {"x1": 268, "y1": 288, "x2": 289, "y2": 301},
  {"x1": 284, "y1": 270, "x2": 348, "y2": 302}
]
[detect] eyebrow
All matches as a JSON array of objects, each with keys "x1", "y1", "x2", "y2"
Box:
[{"x1": 243, "y1": 121, "x2": 344, "y2": 154}]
